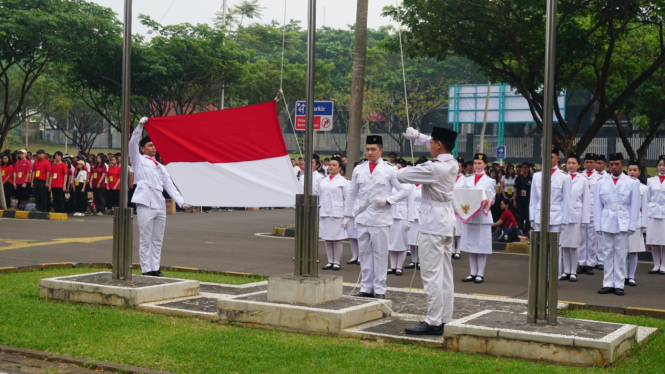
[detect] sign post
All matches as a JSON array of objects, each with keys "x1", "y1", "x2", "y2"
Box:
[
  {"x1": 497, "y1": 145, "x2": 506, "y2": 166},
  {"x1": 295, "y1": 101, "x2": 334, "y2": 131}
]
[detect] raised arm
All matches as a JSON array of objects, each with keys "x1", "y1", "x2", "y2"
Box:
[{"x1": 129, "y1": 118, "x2": 147, "y2": 174}]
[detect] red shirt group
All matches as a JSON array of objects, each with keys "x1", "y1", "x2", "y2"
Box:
[
  {"x1": 50, "y1": 162, "x2": 69, "y2": 189},
  {"x1": 1, "y1": 164, "x2": 13, "y2": 184},
  {"x1": 107, "y1": 165, "x2": 121, "y2": 190},
  {"x1": 90, "y1": 164, "x2": 107, "y2": 188},
  {"x1": 13, "y1": 159, "x2": 32, "y2": 185},
  {"x1": 32, "y1": 159, "x2": 52, "y2": 181}
]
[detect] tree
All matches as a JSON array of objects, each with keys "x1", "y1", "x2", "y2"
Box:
[
  {"x1": 0, "y1": 0, "x2": 120, "y2": 148},
  {"x1": 385, "y1": 0, "x2": 665, "y2": 155}
]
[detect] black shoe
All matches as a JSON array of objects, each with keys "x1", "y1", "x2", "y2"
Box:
[
  {"x1": 461, "y1": 274, "x2": 476, "y2": 282},
  {"x1": 355, "y1": 260, "x2": 360, "y2": 265},
  {"x1": 559, "y1": 273, "x2": 570, "y2": 281},
  {"x1": 648, "y1": 269, "x2": 660, "y2": 274},
  {"x1": 387, "y1": 268, "x2": 396, "y2": 275},
  {"x1": 627, "y1": 278, "x2": 636, "y2": 287},
  {"x1": 154, "y1": 270, "x2": 164, "y2": 277},
  {"x1": 416, "y1": 262, "x2": 420, "y2": 270},
  {"x1": 332, "y1": 263, "x2": 341, "y2": 271},
  {"x1": 322, "y1": 263, "x2": 333, "y2": 270},
  {"x1": 395, "y1": 269, "x2": 403, "y2": 276},
  {"x1": 474, "y1": 276, "x2": 484, "y2": 284},
  {"x1": 404, "y1": 262, "x2": 416, "y2": 269},
  {"x1": 598, "y1": 287, "x2": 616, "y2": 294},
  {"x1": 452, "y1": 253, "x2": 461, "y2": 260},
  {"x1": 141, "y1": 272, "x2": 150, "y2": 276},
  {"x1": 374, "y1": 294, "x2": 386, "y2": 299},
  {"x1": 585, "y1": 267, "x2": 595, "y2": 275},
  {"x1": 596, "y1": 264, "x2": 604, "y2": 271},
  {"x1": 569, "y1": 274, "x2": 577, "y2": 282},
  {"x1": 615, "y1": 288, "x2": 625, "y2": 296},
  {"x1": 347, "y1": 258, "x2": 358, "y2": 265},
  {"x1": 406, "y1": 252, "x2": 411, "y2": 256},
  {"x1": 576, "y1": 265, "x2": 585, "y2": 274},
  {"x1": 352, "y1": 292, "x2": 374, "y2": 298},
  {"x1": 405, "y1": 321, "x2": 444, "y2": 336}
]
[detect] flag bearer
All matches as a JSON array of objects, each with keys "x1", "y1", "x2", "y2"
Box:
[
  {"x1": 559, "y1": 152, "x2": 590, "y2": 282},
  {"x1": 399, "y1": 126, "x2": 458, "y2": 336},
  {"x1": 595, "y1": 153, "x2": 641, "y2": 296},
  {"x1": 342, "y1": 136, "x2": 409, "y2": 299},
  {"x1": 319, "y1": 157, "x2": 350, "y2": 271}
]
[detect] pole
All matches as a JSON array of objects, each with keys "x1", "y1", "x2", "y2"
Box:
[
  {"x1": 294, "y1": 0, "x2": 318, "y2": 277},
  {"x1": 478, "y1": 80, "x2": 491, "y2": 153},
  {"x1": 220, "y1": 0, "x2": 227, "y2": 110},
  {"x1": 64, "y1": 117, "x2": 69, "y2": 155},
  {"x1": 113, "y1": 0, "x2": 133, "y2": 281}
]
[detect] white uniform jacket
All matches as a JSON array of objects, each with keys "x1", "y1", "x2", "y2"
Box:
[
  {"x1": 568, "y1": 173, "x2": 591, "y2": 224},
  {"x1": 397, "y1": 153, "x2": 458, "y2": 237},
  {"x1": 530, "y1": 168, "x2": 571, "y2": 226},
  {"x1": 129, "y1": 124, "x2": 184, "y2": 209},
  {"x1": 318, "y1": 174, "x2": 350, "y2": 218},
  {"x1": 582, "y1": 170, "x2": 604, "y2": 220},
  {"x1": 299, "y1": 171, "x2": 324, "y2": 195},
  {"x1": 461, "y1": 173, "x2": 496, "y2": 225},
  {"x1": 345, "y1": 158, "x2": 409, "y2": 227},
  {"x1": 636, "y1": 182, "x2": 648, "y2": 230},
  {"x1": 646, "y1": 176, "x2": 665, "y2": 220},
  {"x1": 412, "y1": 183, "x2": 423, "y2": 221},
  {"x1": 594, "y1": 173, "x2": 641, "y2": 234}
]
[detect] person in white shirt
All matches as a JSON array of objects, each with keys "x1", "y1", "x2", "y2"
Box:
[
  {"x1": 559, "y1": 152, "x2": 590, "y2": 282},
  {"x1": 405, "y1": 176, "x2": 423, "y2": 269},
  {"x1": 578, "y1": 153, "x2": 604, "y2": 275},
  {"x1": 529, "y1": 146, "x2": 572, "y2": 234},
  {"x1": 460, "y1": 154, "x2": 496, "y2": 284},
  {"x1": 595, "y1": 153, "x2": 641, "y2": 296},
  {"x1": 388, "y1": 181, "x2": 415, "y2": 276},
  {"x1": 399, "y1": 126, "x2": 458, "y2": 335},
  {"x1": 625, "y1": 159, "x2": 648, "y2": 286},
  {"x1": 291, "y1": 158, "x2": 300, "y2": 177},
  {"x1": 131, "y1": 117, "x2": 190, "y2": 277},
  {"x1": 342, "y1": 136, "x2": 409, "y2": 299},
  {"x1": 319, "y1": 157, "x2": 350, "y2": 271},
  {"x1": 645, "y1": 155, "x2": 665, "y2": 275},
  {"x1": 453, "y1": 156, "x2": 466, "y2": 260},
  {"x1": 299, "y1": 154, "x2": 325, "y2": 195}
]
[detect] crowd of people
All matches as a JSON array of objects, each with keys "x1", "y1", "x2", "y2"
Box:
[{"x1": 1, "y1": 148, "x2": 130, "y2": 216}]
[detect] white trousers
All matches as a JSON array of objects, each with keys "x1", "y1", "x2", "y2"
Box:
[
  {"x1": 579, "y1": 221, "x2": 598, "y2": 267},
  {"x1": 600, "y1": 232, "x2": 628, "y2": 289},
  {"x1": 357, "y1": 224, "x2": 390, "y2": 295},
  {"x1": 137, "y1": 204, "x2": 166, "y2": 273},
  {"x1": 418, "y1": 233, "x2": 454, "y2": 325}
]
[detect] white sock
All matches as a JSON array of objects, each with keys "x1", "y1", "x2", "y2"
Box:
[
  {"x1": 409, "y1": 245, "x2": 419, "y2": 263},
  {"x1": 660, "y1": 247, "x2": 665, "y2": 270},
  {"x1": 628, "y1": 253, "x2": 638, "y2": 279},
  {"x1": 477, "y1": 254, "x2": 487, "y2": 277},
  {"x1": 395, "y1": 251, "x2": 407, "y2": 270},
  {"x1": 389, "y1": 251, "x2": 398, "y2": 269},
  {"x1": 562, "y1": 248, "x2": 571, "y2": 274},
  {"x1": 350, "y1": 239, "x2": 359, "y2": 261},
  {"x1": 469, "y1": 253, "x2": 478, "y2": 276},
  {"x1": 571, "y1": 248, "x2": 580, "y2": 275},
  {"x1": 333, "y1": 241, "x2": 343, "y2": 264},
  {"x1": 654, "y1": 246, "x2": 663, "y2": 271},
  {"x1": 325, "y1": 241, "x2": 334, "y2": 264}
]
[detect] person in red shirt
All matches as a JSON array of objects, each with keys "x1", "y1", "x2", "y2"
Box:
[
  {"x1": 1, "y1": 153, "x2": 13, "y2": 209},
  {"x1": 31, "y1": 149, "x2": 52, "y2": 212},
  {"x1": 12, "y1": 149, "x2": 32, "y2": 205},
  {"x1": 492, "y1": 199, "x2": 518, "y2": 229},
  {"x1": 91, "y1": 154, "x2": 108, "y2": 215},
  {"x1": 49, "y1": 151, "x2": 69, "y2": 213},
  {"x1": 106, "y1": 156, "x2": 121, "y2": 213}
]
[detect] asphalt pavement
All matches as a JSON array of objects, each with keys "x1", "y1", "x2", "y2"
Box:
[{"x1": 1, "y1": 209, "x2": 664, "y2": 310}]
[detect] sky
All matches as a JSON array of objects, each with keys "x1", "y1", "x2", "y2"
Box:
[{"x1": 90, "y1": 0, "x2": 398, "y2": 36}]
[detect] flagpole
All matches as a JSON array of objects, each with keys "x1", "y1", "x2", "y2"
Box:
[{"x1": 112, "y1": 0, "x2": 134, "y2": 281}]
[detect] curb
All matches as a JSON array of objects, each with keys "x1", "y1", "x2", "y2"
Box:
[
  {"x1": 2, "y1": 262, "x2": 664, "y2": 319},
  {"x1": 0, "y1": 210, "x2": 68, "y2": 221},
  {"x1": 0, "y1": 345, "x2": 174, "y2": 374},
  {"x1": 505, "y1": 243, "x2": 529, "y2": 254},
  {"x1": 272, "y1": 227, "x2": 295, "y2": 237}
]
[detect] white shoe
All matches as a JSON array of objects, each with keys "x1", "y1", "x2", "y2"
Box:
[{"x1": 97, "y1": 212, "x2": 104, "y2": 216}]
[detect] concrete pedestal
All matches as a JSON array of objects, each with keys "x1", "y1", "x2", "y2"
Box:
[{"x1": 267, "y1": 274, "x2": 342, "y2": 305}]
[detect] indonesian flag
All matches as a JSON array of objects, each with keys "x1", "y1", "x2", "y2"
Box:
[
  {"x1": 144, "y1": 101, "x2": 301, "y2": 207},
  {"x1": 452, "y1": 188, "x2": 494, "y2": 223}
]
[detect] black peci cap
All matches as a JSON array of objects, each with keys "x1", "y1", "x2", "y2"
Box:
[
  {"x1": 431, "y1": 126, "x2": 458, "y2": 144},
  {"x1": 598, "y1": 154, "x2": 607, "y2": 162},
  {"x1": 474, "y1": 153, "x2": 488, "y2": 163},
  {"x1": 609, "y1": 153, "x2": 624, "y2": 162},
  {"x1": 366, "y1": 135, "x2": 383, "y2": 145},
  {"x1": 139, "y1": 136, "x2": 151, "y2": 148},
  {"x1": 551, "y1": 146, "x2": 561, "y2": 156},
  {"x1": 629, "y1": 158, "x2": 640, "y2": 167},
  {"x1": 567, "y1": 151, "x2": 581, "y2": 162},
  {"x1": 456, "y1": 156, "x2": 464, "y2": 164},
  {"x1": 584, "y1": 153, "x2": 598, "y2": 162},
  {"x1": 659, "y1": 155, "x2": 665, "y2": 164}
]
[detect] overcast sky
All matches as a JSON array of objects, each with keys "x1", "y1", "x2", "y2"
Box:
[{"x1": 90, "y1": 0, "x2": 398, "y2": 36}]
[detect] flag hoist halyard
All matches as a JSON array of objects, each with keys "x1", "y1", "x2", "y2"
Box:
[{"x1": 144, "y1": 101, "x2": 302, "y2": 207}]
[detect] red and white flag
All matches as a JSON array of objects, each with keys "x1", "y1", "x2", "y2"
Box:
[{"x1": 144, "y1": 101, "x2": 301, "y2": 207}]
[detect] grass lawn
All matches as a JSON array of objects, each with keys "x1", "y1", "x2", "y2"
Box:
[{"x1": 1, "y1": 268, "x2": 663, "y2": 373}]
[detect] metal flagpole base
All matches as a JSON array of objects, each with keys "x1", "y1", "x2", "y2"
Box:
[
  {"x1": 112, "y1": 207, "x2": 133, "y2": 280},
  {"x1": 294, "y1": 194, "x2": 319, "y2": 277},
  {"x1": 547, "y1": 231, "x2": 559, "y2": 325},
  {"x1": 527, "y1": 231, "x2": 540, "y2": 323}
]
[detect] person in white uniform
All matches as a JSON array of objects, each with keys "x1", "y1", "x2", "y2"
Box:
[
  {"x1": 453, "y1": 156, "x2": 466, "y2": 260},
  {"x1": 594, "y1": 154, "x2": 610, "y2": 269},
  {"x1": 342, "y1": 136, "x2": 409, "y2": 299},
  {"x1": 529, "y1": 146, "x2": 572, "y2": 234},
  {"x1": 299, "y1": 154, "x2": 325, "y2": 195},
  {"x1": 595, "y1": 153, "x2": 641, "y2": 296},
  {"x1": 625, "y1": 159, "x2": 647, "y2": 286},
  {"x1": 559, "y1": 152, "x2": 590, "y2": 282},
  {"x1": 646, "y1": 155, "x2": 665, "y2": 275},
  {"x1": 319, "y1": 157, "x2": 350, "y2": 271},
  {"x1": 130, "y1": 118, "x2": 189, "y2": 277},
  {"x1": 405, "y1": 176, "x2": 423, "y2": 270},
  {"x1": 459, "y1": 153, "x2": 496, "y2": 284},
  {"x1": 345, "y1": 161, "x2": 364, "y2": 266},
  {"x1": 399, "y1": 126, "x2": 458, "y2": 336},
  {"x1": 578, "y1": 153, "x2": 604, "y2": 275},
  {"x1": 388, "y1": 182, "x2": 415, "y2": 275}
]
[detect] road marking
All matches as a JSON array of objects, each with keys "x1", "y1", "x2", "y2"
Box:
[{"x1": 0, "y1": 236, "x2": 113, "y2": 251}]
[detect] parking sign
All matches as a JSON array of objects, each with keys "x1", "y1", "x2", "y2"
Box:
[{"x1": 295, "y1": 101, "x2": 334, "y2": 131}]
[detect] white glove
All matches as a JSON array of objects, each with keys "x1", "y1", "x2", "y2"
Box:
[
  {"x1": 404, "y1": 127, "x2": 420, "y2": 140},
  {"x1": 375, "y1": 197, "x2": 387, "y2": 208},
  {"x1": 182, "y1": 203, "x2": 192, "y2": 210},
  {"x1": 406, "y1": 221, "x2": 413, "y2": 231},
  {"x1": 139, "y1": 117, "x2": 149, "y2": 127},
  {"x1": 342, "y1": 217, "x2": 351, "y2": 230}
]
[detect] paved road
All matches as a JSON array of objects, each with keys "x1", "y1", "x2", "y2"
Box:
[{"x1": 1, "y1": 209, "x2": 664, "y2": 309}]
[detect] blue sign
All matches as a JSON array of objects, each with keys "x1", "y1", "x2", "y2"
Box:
[
  {"x1": 497, "y1": 145, "x2": 506, "y2": 160},
  {"x1": 295, "y1": 101, "x2": 334, "y2": 116}
]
